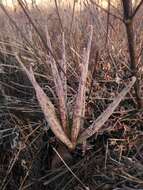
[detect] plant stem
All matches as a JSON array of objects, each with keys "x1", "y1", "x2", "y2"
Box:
[{"x1": 122, "y1": 0, "x2": 142, "y2": 109}]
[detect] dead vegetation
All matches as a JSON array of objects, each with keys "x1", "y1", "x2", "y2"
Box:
[{"x1": 0, "y1": 0, "x2": 143, "y2": 189}]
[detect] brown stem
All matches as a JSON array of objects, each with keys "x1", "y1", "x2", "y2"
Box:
[
  {"x1": 105, "y1": 0, "x2": 111, "y2": 47},
  {"x1": 122, "y1": 0, "x2": 142, "y2": 109}
]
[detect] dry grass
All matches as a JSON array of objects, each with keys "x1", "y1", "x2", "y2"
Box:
[{"x1": 0, "y1": 0, "x2": 143, "y2": 189}]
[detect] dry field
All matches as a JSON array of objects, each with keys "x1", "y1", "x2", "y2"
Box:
[{"x1": 0, "y1": 0, "x2": 143, "y2": 190}]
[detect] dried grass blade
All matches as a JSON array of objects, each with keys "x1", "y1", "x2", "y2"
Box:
[
  {"x1": 16, "y1": 55, "x2": 73, "y2": 150},
  {"x1": 61, "y1": 32, "x2": 67, "y2": 103},
  {"x1": 78, "y1": 77, "x2": 136, "y2": 143},
  {"x1": 71, "y1": 26, "x2": 93, "y2": 146},
  {"x1": 46, "y1": 29, "x2": 67, "y2": 133}
]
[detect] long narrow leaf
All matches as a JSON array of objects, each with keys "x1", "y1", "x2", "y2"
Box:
[
  {"x1": 16, "y1": 55, "x2": 73, "y2": 150},
  {"x1": 46, "y1": 29, "x2": 67, "y2": 134},
  {"x1": 71, "y1": 26, "x2": 93, "y2": 146},
  {"x1": 61, "y1": 32, "x2": 67, "y2": 103},
  {"x1": 78, "y1": 76, "x2": 136, "y2": 143}
]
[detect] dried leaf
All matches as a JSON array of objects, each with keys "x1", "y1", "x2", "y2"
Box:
[
  {"x1": 46, "y1": 29, "x2": 67, "y2": 133},
  {"x1": 71, "y1": 26, "x2": 93, "y2": 146},
  {"x1": 78, "y1": 76, "x2": 136, "y2": 143},
  {"x1": 16, "y1": 54, "x2": 73, "y2": 150},
  {"x1": 61, "y1": 32, "x2": 67, "y2": 103}
]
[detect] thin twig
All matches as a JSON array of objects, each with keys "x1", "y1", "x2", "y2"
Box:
[
  {"x1": 17, "y1": 0, "x2": 66, "y2": 76},
  {"x1": 51, "y1": 146, "x2": 90, "y2": 190},
  {"x1": 89, "y1": 0, "x2": 123, "y2": 22},
  {"x1": 105, "y1": 0, "x2": 111, "y2": 47},
  {"x1": 131, "y1": 0, "x2": 143, "y2": 19}
]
